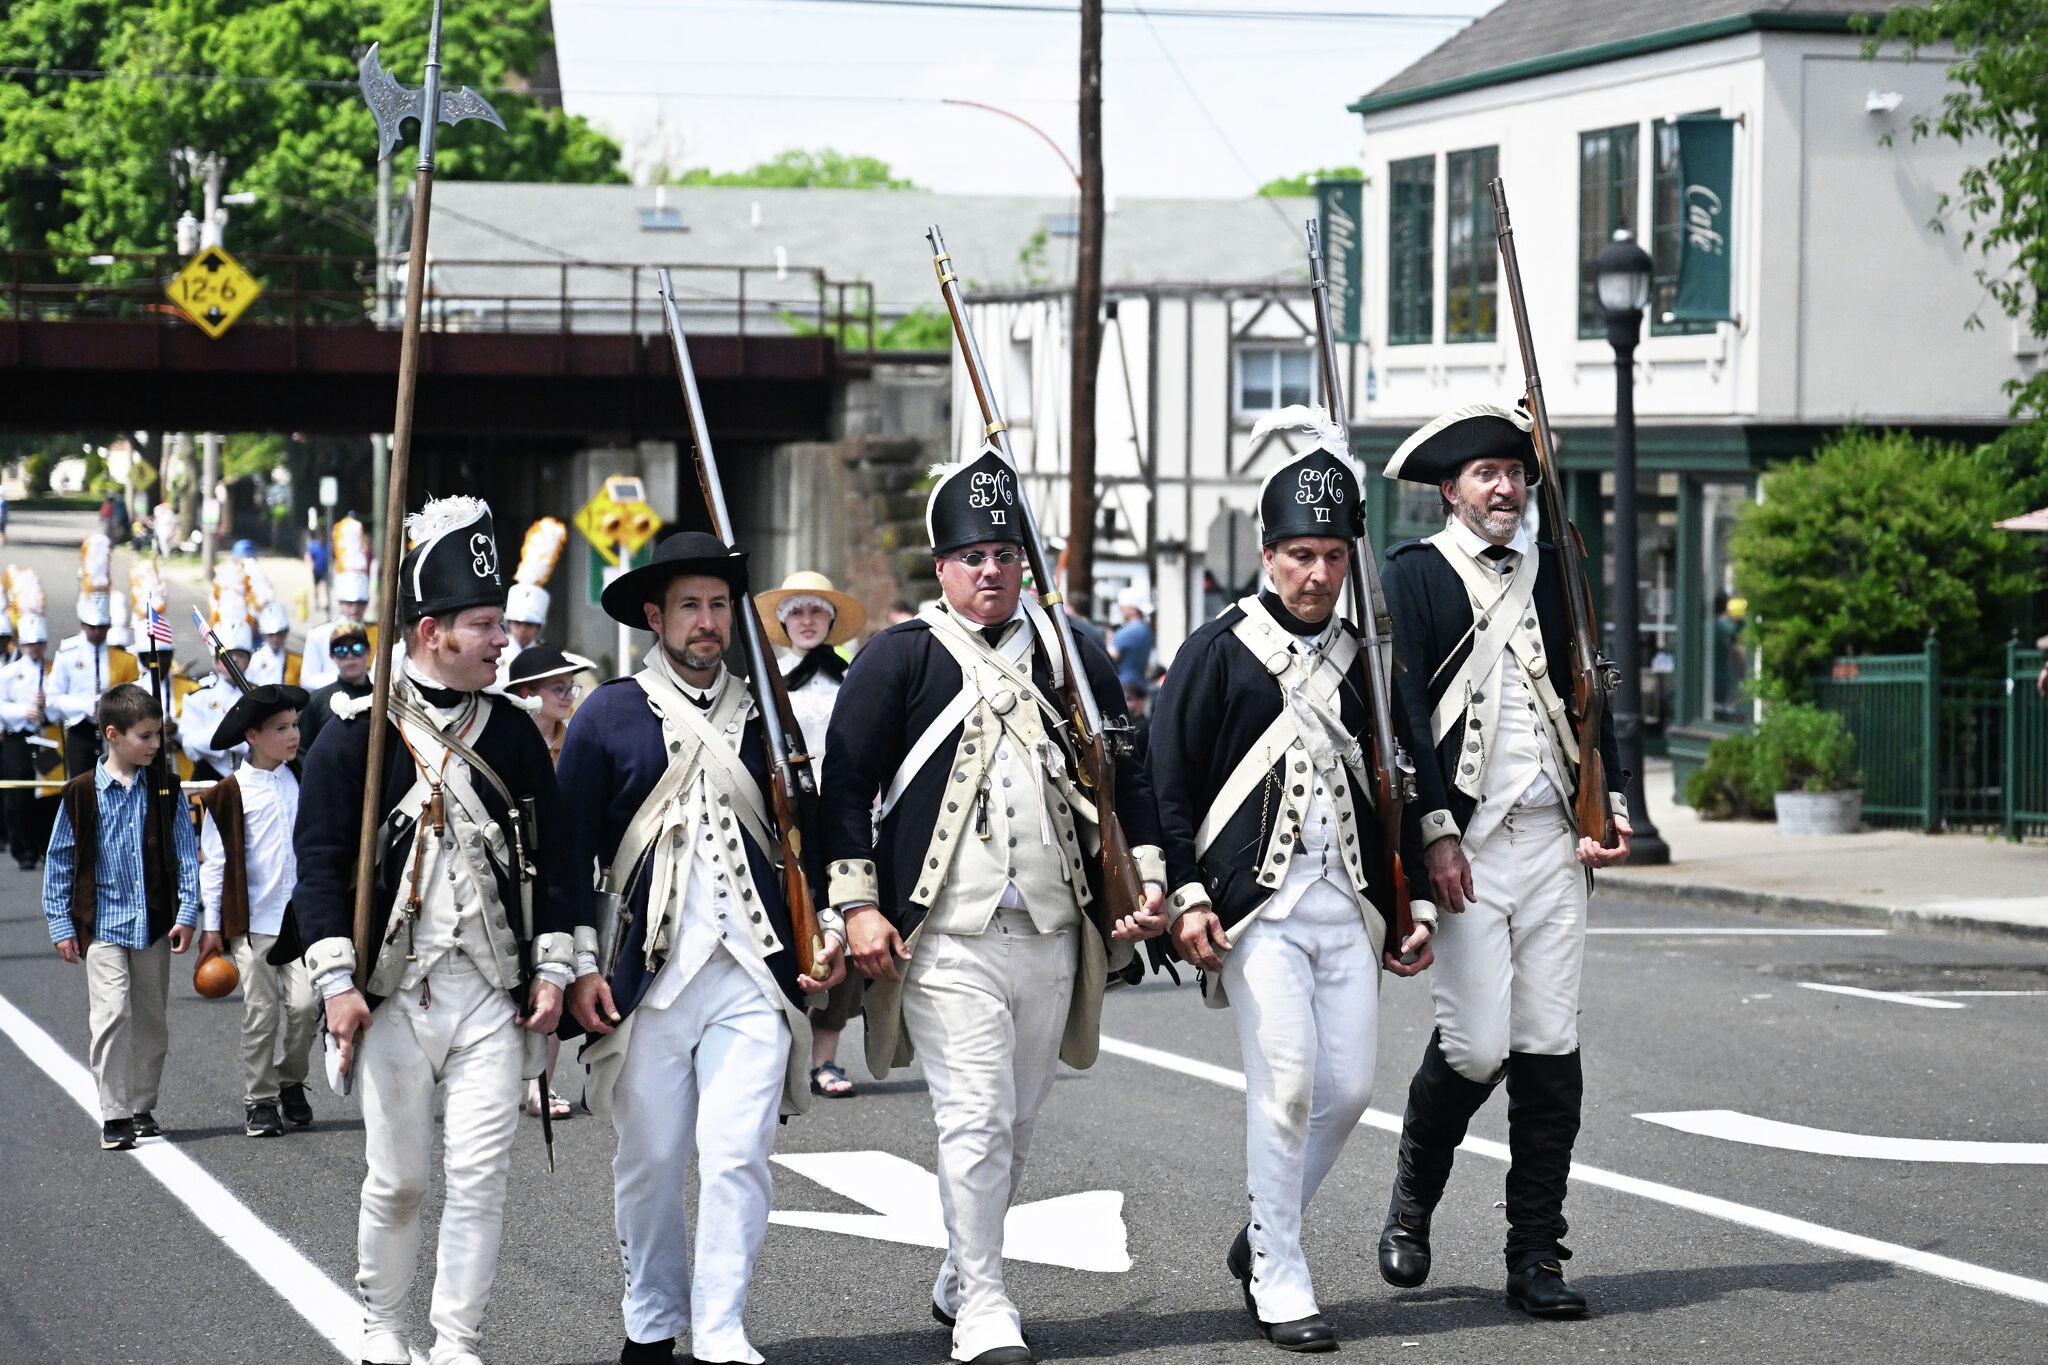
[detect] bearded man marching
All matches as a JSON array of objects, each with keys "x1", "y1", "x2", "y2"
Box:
[
  {"x1": 294, "y1": 496, "x2": 577, "y2": 1365},
  {"x1": 561, "y1": 530, "x2": 845, "y2": 1365},
  {"x1": 1150, "y1": 410, "x2": 1435, "y2": 1353},
  {"x1": 1375, "y1": 405, "x2": 1631, "y2": 1318},
  {"x1": 819, "y1": 449, "x2": 1167, "y2": 1365}
]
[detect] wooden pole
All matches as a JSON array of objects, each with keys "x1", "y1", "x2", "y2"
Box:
[{"x1": 1066, "y1": 0, "x2": 1105, "y2": 619}]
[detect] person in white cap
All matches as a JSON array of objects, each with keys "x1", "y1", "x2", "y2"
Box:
[
  {"x1": 49, "y1": 591, "x2": 137, "y2": 778},
  {"x1": 1107, "y1": 584, "x2": 1154, "y2": 691},
  {"x1": 179, "y1": 619, "x2": 253, "y2": 781},
  {"x1": 246, "y1": 602, "x2": 297, "y2": 687},
  {"x1": 494, "y1": 518, "x2": 566, "y2": 689},
  {"x1": 0, "y1": 610, "x2": 53, "y2": 868}
]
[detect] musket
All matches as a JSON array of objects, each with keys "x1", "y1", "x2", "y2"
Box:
[
  {"x1": 655, "y1": 269, "x2": 827, "y2": 983},
  {"x1": 925, "y1": 225, "x2": 1147, "y2": 941},
  {"x1": 189, "y1": 607, "x2": 254, "y2": 695},
  {"x1": 139, "y1": 631, "x2": 182, "y2": 912},
  {"x1": 349, "y1": 2, "x2": 507, "y2": 985},
  {"x1": 1489, "y1": 178, "x2": 1619, "y2": 847},
  {"x1": 1305, "y1": 219, "x2": 1415, "y2": 951}
]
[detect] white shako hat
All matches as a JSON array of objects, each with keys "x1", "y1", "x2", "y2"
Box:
[
  {"x1": 926, "y1": 447, "x2": 1023, "y2": 556},
  {"x1": 506, "y1": 583, "x2": 550, "y2": 625},
  {"x1": 1251, "y1": 405, "x2": 1366, "y2": 546},
  {"x1": 17, "y1": 614, "x2": 48, "y2": 645},
  {"x1": 1384, "y1": 402, "x2": 1539, "y2": 486},
  {"x1": 256, "y1": 602, "x2": 290, "y2": 635},
  {"x1": 76, "y1": 531, "x2": 114, "y2": 626},
  {"x1": 400, "y1": 495, "x2": 505, "y2": 623}
]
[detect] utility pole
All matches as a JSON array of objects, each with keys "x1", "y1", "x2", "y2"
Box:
[
  {"x1": 1066, "y1": 0, "x2": 1105, "y2": 619},
  {"x1": 198, "y1": 152, "x2": 224, "y2": 578}
]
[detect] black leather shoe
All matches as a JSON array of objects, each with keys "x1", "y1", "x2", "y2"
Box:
[
  {"x1": 618, "y1": 1336, "x2": 674, "y2": 1364},
  {"x1": 279, "y1": 1082, "x2": 314, "y2": 1127},
  {"x1": 1261, "y1": 1315, "x2": 1337, "y2": 1352},
  {"x1": 130, "y1": 1110, "x2": 162, "y2": 1139},
  {"x1": 932, "y1": 1301, "x2": 955, "y2": 1328},
  {"x1": 100, "y1": 1118, "x2": 136, "y2": 1151},
  {"x1": 1226, "y1": 1224, "x2": 1256, "y2": 1316},
  {"x1": 245, "y1": 1103, "x2": 284, "y2": 1138},
  {"x1": 1505, "y1": 1261, "x2": 1588, "y2": 1318},
  {"x1": 1378, "y1": 1205, "x2": 1431, "y2": 1288},
  {"x1": 966, "y1": 1348, "x2": 1033, "y2": 1364}
]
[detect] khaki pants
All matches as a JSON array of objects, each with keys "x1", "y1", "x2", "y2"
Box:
[
  {"x1": 229, "y1": 932, "x2": 319, "y2": 1107},
  {"x1": 86, "y1": 936, "x2": 172, "y2": 1121}
]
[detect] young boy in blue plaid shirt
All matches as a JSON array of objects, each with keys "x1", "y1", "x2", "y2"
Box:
[{"x1": 44, "y1": 682, "x2": 201, "y2": 1151}]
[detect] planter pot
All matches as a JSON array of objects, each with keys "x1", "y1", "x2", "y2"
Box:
[{"x1": 1773, "y1": 789, "x2": 1863, "y2": 836}]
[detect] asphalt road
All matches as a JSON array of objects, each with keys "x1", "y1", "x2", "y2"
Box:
[{"x1": 3, "y1": 877, "x2": 2045, "y2": 1363}]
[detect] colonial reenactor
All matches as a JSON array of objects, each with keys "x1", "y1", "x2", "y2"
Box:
[
  {"x1": 1150, "y1": 410, "x2": 1435, "y2": 1353},
  {"x1": 299, "y1": 516, "x2": 373, "y2": 693},
  {"x1": 48, "y1": 535, "x2": 140, "y2": 777},
  {"x1": 558, "y1": 530, "x2": 843, "y2": 1365},
  {"x1": 497, "y1": 517, "x2": 566, "y2": 687},
  {"x1": 757, "y1": 567, "x2": 866, "y2": 1099},
  {"x1": 296, "y1": 495, "x2": 577, "y2": 1365},
  {"x1": 0, "y1": 593, "x2": 53, "y2": 869},
  {"x1": 819, "y1": 450, "x2": 1167, "y2": 1365},
  {"x1": 1375, "y1": 404, "x2": 1631, "y2": 1318}
]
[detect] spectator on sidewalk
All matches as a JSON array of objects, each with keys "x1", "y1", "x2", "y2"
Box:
[{"x1": 305, "y1": 531, "x2": 330, "y2": 616}]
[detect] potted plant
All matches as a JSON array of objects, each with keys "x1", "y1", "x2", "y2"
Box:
[{"x1": 1752, "y1": 703, "x2": 1862, "y2": 835}]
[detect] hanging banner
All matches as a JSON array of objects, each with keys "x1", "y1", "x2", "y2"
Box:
[
  {"x1": 1673, "y1": 116, "x2": 1735, "y2": 323},
  {"x1": 1316, "y1": 178, "x2": 1364, "y2": 343}
]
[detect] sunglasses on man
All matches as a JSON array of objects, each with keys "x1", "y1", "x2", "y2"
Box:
[{"x1": 330, "y1": 640, "x2": 369, "y2": 658}]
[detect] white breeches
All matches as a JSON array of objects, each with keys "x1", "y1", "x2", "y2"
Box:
[
  {"x1": 1430, "y1": 804, "x2": 1587, "y2": 1085},
  {"x1": 356, "y1": 956, "x2": 523, "y2": 1365},
  {"x1": 612, "y1": 951, "x2": 791, "y2": 1364},
  {"x1": 1222, "y1": 883, "x2": 1379, "y2": 1323},
  {"x1": 901, "y1": 911, "x2": 1077, "y2": 1362}
]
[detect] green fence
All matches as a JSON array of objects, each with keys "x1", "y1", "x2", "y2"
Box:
[{"x1": 1812, "y1": 637, "x2": 2047, "y2": 837}]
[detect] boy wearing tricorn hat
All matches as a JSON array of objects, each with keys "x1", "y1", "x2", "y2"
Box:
[
  {"x1": 558, "y1": 529, "x2": 846, "y2": 1365},
  {"x1": 818, "y1": 448, "x2": 1167, "y2": 1365},
  {"x1": 1374, "y1": 404, "x2": 1631, "y2": 1319},
  {"x1": 294, "y1": 495, "x2": 578, "y2": 1365},
  {"x1": 1149, "y1": 406, "x2": 1436, "y2": 1353}
]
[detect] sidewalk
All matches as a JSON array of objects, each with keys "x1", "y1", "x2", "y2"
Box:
[{"x1": 1603, "y1": 759, "x2": 2048, "y2": 942}]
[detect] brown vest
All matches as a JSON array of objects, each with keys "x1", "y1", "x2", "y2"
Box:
[
  {"x1": 196, "y1": 774, "x2": 251, "y2": 940},
  {"x1": 61, "y1": 766, "x2": 176, "y2": 946}
]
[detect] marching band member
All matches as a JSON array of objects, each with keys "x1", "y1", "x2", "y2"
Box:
[
  {"x1": 300, "y1": 515, "x2": 373, "y2": 692},
  {"x1": 498, "y1": 517, "x2": 567, "y2": 687},
  {"x1": 48, "y1": 535, "x2": 138, "y2": 778}
]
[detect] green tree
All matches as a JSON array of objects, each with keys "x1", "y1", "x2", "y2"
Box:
[
  {"x1": 0, "y1": 0, "x2": 624, "y2": 269},
  {"x1": 1869, "y1": 4, "x2": 2048, "y2": 416},
  {"x1": 1729, "y1": 427, "x2": 2046, "y2": 699},
  {"x1": 1256, "y1": 166, "x2": 1361, "y2": 197},
  {"x1": 671, "y1": 148, "x2": 919, "y2": 191}
]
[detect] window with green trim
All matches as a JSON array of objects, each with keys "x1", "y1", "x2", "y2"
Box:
[
  {"x1": 1445, "y1": 145, "x2": 1498, "y2": 343},
  {"x1": 1578, "y1": 123, "x2": 1639, "y2": 337},
  {"x1": 1388, "y1": 155, "x2": 1435, "y2": 345},
  {"x1": 1652, "y1": 115, "x2": 1720, "y2": 336}
]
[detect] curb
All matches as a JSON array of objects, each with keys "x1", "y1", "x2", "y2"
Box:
[{"x1": 1600, "y1": 876, "x2": 2048, "y2": 945}]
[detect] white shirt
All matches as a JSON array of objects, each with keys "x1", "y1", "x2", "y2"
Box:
[
  {"x1": 45, "y1": 635, "x2": 116, "y2": 728},
  {"x1": 1442, "y1": 516, "x2": 1562, "y2": 813},
  {"x1": 780, "y1": 650, "x2": 839, "y2": 783},
  {"x1": 178, "y1": 675, "x2": 245, "y2": 772},
  {"x1": 0, "y1": 655, "x2": 49, "y2": 734},
  {"x1": 199, "y1": 763, "x2": 300, "y2": 935},
  {"x1": 245, "y1": 643, "x2": 289, "y2": 687}
]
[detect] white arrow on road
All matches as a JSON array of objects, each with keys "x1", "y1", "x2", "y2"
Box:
[
  {"x1": 770, "y1": 1150, "x2": 1131, "y2": 1272},
  {"x1": 1638, "y1": 1110, "x2": 2048, "y2": 1163}
]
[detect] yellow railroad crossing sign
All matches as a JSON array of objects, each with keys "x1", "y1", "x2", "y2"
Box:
[
  {"x1": 574, "y1": 476, "x2": 665, "y2": 568},
  {"x1": 166, "y1": 246, "x2": 262, "y2": 338}
]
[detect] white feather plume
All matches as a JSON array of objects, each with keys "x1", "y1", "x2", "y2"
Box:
[
  {"x1": 1248, "y1": 404, "x2": 1358, "y2": 473},
  {"x1": 7, "y1": 567, "x2": 44, "y2": 616},
  {"x1": 333, "y1": 516, "x2": 370, "y2": 574},
  {"x1": 405, "y1": 495, "x2": 490, "y2": 549}
]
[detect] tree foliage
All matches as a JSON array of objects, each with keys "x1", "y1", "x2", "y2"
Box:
[
  {"x1": 1869, "y1": 3, "x2": 2048, "y2": 416},
  {"x1": 0, "y1": 0, "x2": 625, "y2": 265},
  {"x1": 670, "y1": 148, "x2": 919, "y2": 191},
  {"x1": 1256, "y1": 166, "x2": 1361, "y2": 198},
  {"x1": 1730, "y1": 427, "x2": 2046, "y2": 698}
]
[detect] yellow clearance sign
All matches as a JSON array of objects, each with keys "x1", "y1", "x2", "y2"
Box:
[
  {"x1": 573, "y1": 476, "x2": 664, "y2": 568},
  {"x1": 166, "y1": 246, "x2": 262, "y2": 339}
]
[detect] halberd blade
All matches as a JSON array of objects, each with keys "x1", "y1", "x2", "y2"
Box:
[
  {"x1": 438, "y1": 84, "x2": 506, "y2": 133},
  {"x1": 357, "y1": 42, "x2": 425, "y2": 162}
]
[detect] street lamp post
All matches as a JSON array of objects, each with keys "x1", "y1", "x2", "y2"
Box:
[{"x1": 1594, "y1": 229, "x2": 1669, "y2": 865}]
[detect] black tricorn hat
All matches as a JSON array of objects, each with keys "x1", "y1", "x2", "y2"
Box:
[
  {"x1": 400, "y1": 496, "x2": 507, "y2": 623},
  {"x1": 599, "y1": 530, "x2": 749, "y2": 629},
  {"x1": 209, "y1": 684, "x2": 309, "y2": 752},
  {"x1": 505, "y1": 644, "x2": 597, "y2": 688},
  {"x1": 927, "y1": 447, "x2": 1025, "y2": 556},
  {"x1": 1384, "y1": 403, "x2": 1540, "y2": 486}
]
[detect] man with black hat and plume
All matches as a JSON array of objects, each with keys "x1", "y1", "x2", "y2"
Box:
[
  {"x1": 818, "y1": 448, "x2": 1167, "y2": 1365},
  {"x1": 1373, "y1": 404, "x2": 1630, "y2": 1319},
  {"x1": 1149, "y1": 406, "x2": 1436, "y2": 1354},
  {"x1": 559, "y1": 530, "x2": 844, "y2": 1365},
  {"x1": 294, "y1": 495, "x2": 577, "y2": 1365}
]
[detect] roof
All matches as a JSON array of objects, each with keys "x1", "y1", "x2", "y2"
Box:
[
  {"x1": 1351, "y1": 0, "x2": 1891, "y2": 116},
  {"x1": 426, "y1": 183, "x2": 1317, "y2": 314}
]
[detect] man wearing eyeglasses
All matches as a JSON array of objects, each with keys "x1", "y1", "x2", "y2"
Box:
[
  {"x1": 1373, "y1": 404, "x2": 1631, "y2": 1320},
  {"x1": 818, "y1": 448, "x2": 1167, "y2": 1365},
  {"x1": 296, "y1": 622, "x2": 372, "y2": 751}
]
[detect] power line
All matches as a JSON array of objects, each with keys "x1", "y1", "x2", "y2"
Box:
[
  {"x1": 580, "y1": 0, "x2": 1476, "y2": 20},
  {"x1": 1127, "y1": 3, "x2": 1300, "y2": 224}
]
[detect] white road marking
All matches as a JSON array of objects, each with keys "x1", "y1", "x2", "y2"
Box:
[
  {"x1": 0, "y1": 990, "x2": 363, "y2": 1359},
  {"x1": 769, "y1": 1149, "x2": 1130, "y2": 1272},
  {"x1": 1798, "y1": 981, "x2": 1966, "y2": 1009},
  {"x1": 1637, "y1": 1110, "x2": 2048, "y2": 1164},
  {"x1": 1909, "y1": 990, "x2": 2048, "y2": 998},
  {"x1": 1097, "y1": 1034, "x2": 2048, "y2": 1308},
  {"x1": 1587, "y1": 927, "x2": 1890, "y2": 936}
]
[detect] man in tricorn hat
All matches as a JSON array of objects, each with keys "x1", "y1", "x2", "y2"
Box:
[
  {"x1": 1149, "y1": 407, "x2": 1436, "y2": 1353},
  {"x1": 294, "y1": 495, "x2": 577, "y2": 1365},
  {"x1": 1374, "y1": 404, "x2": 1630, "y2": 1319},
  {"x1": 560, "y1": 529, "x2": 845, "y2": 1365},
  {"x1": 819, "y1": 447, "x2": 1167, "y2": 1365}
]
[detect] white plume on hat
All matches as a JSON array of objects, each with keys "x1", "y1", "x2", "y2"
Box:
[
  {"x1": 129, "y1": 560, "x2": 169, "y2": 616},
  {"x1": 78, "y1": 533, "x2": 113, "y2": 593},
  {"x1": 243, "y1": 557, "x2": 279, "y2": 610},
  {"x1": 405, "y1": 494, "x2": 491, "y2": 548},
  {"x1": 210, "y1": 559, "x2": 253, "y2": 640},
  {"x1": 1248, "y1": 404, "x2": 1360, "y2": 474},
  {"x1": 515, "y1": 518, "x2": 567, "y2": 587},
  {"x1": 7, "y1": 567, "x2": 44, "y2": 619},
  {"x1": 334, "y1": 515, "x2": 370, "y2": 574}
]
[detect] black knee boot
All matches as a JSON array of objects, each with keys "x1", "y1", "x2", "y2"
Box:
[
  {"x1": 1502, "y1": 1049, "x2": 1587, "y2": 1317},
  {"x1": 1378, "y1": 1030, "x2": 1499, "y2": 1288}
]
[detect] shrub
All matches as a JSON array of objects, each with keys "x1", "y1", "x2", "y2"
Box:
[
  {"x1": 1686, "y1": 730, "x2": 1761, "y2": 820},
  {"x1": 1751, "y1": 703, "x2": 1859, "y2": 794}
]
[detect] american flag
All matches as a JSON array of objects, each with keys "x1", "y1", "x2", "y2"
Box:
[{"x1": 145, "y1": 603, "x2": 173, "y2": 647}]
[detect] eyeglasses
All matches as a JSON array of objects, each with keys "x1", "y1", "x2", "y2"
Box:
[
  {"x1": 540, "y1": 682, "x2": 581, "y2": 702},
  {"x1": 1462, "y1": 464, "x2": 1529, "y2": 487},
  {"x1": 331, "y1": 640, "x2": 369, "y2": 658},
  {"x1": 948, "y1": 550, "x2": 1022, "y2": 569}
]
